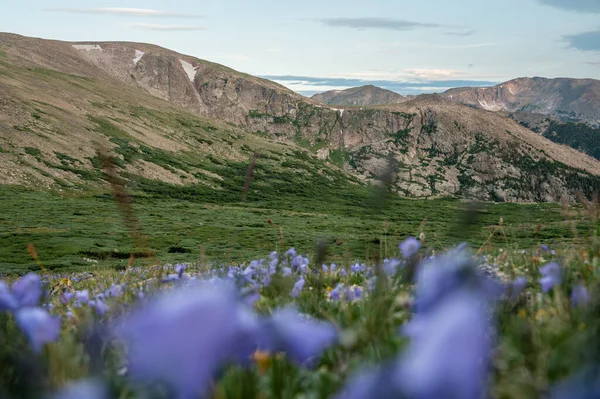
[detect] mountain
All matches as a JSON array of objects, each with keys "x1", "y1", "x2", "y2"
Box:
[
  {"x1": 2, "y1": 33, "x2": 600, "y2": 202},
  {"x1": 442, "y1": 77, "x2": 600, "y2": 126},
  {"x1": 311, "y1": 85, "x2": 407, "y2": 106}
]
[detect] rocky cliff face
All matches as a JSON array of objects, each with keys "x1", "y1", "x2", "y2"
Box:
[
  {"x1": 442, "y1": 77, "x2": 600, "y2": 126},
  {"x1": 3, "y1": 33, "x2": 600, "y2": 202},
  {"x1": 311, "y1": 85, "x2": 407, "y2": 106}
]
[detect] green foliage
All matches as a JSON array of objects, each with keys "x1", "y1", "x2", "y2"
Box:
[
  {"x1": 24, "y1": 147, "x2": 41, "y2": 157},
  {"x1": 543, "y1": 121, "x2": 600, "y2": 161}
]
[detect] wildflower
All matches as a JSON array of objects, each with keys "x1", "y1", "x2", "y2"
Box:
[
  {"x1": 51, "y1": 378, "x2": 108, "y2": 399},
  {"x1": 330, "y1": 263, "x2": 337, "y2": 272},
  {"x1": 383, "y1": 258, "x2": 401, "y2": 276},
  {"x1": 539, "y1": 262, "x2": 562, "y2": 293},
  {"x1": 175, "y1": 264, "x2": 186, "y2": 278},
  {"x1": 15, "y1": 307, "x2": 61, "y2": 352},
  {"x1": 92, "y1": 299, "x2": 110, "y2": 316},
  {"x1": 0, "y1": 281, "x2": 18, "y2": 311},
  {"x1": 291, "y1": 278, "x2": 305, "y2": 298},
  {"x1": 282, "y1": 267, "x2": 292, "y2": 277},
  {"x1": 541, "y1": 244, "x2": 549, "y2": 252},
  {"x1": 329, "y1": 284, "x2": 344, "y2": 301},
  {"x1": 252, "y1": 350, "x2": 272, "y2": 375},
  {"x1": 571, "y1": 285, "x2": 590, "y2": 308},
  {"x1": 322, "y1": 264, "x2": 329, "y2": 273},
  {"x1": 75, "y1": 290, "x2": 90, "y2": 304},
  {"x1": 286, "y1": 248, "x2": 296, "y2": 258},
  {"x1": 12, "y1": 272, "x2": 43, "y2": 308},
  {"x1": 334, "y1": 363, "x2": 397, "y2": 399},
  {"x1": 60, "y1": 292, "x2": 75, "y2": 305},
  {"x1": 340, "y1": 268, "x2": 347, "y2": 277},
  {"x1": 116, "y1": 280, "x2": 250, "y2": 398},
  {"x1": 394, "y1": 290, "x2": 492, "y2": 399},
  {"x1": 260, "y1": 307, "x2": 337, "y2": 366},
  {"x1": 510, "y1": 276, "x2": 528, "y2": 299},
  {"x1": 353, "y1": 286, "x2": 363, "y2": 300},
  {"x1": 109, "y1": 284, "x2": 124, "y2": 297},
  {"x1": 399, "y1": 237, "x2": 421, "y2": 259}
]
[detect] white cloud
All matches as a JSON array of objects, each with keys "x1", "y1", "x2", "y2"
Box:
[
  {"x1": 131, "y1": 23, "x2": 206, "y2": 31},
  {"x1": 44, "y1": 7, "x2": 202, "y2": 18},
  {"x1": 272, "y1": 80, "x2": 351, "y2": 93}
]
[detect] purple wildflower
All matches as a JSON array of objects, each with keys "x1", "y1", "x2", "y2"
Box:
[
  {"x1": 51, "y1": 378, "x2": 108, "y2": 399},
  {"x1": 0, "y1": 281, "x2": 18, "y2": 311},
  {"x1": 541, "y1": 244, "x2": 550, "y2": 252},
  {"x1": 286, "y1": 248, "x2": 297, "y2": 258},
  {"x1": 330, "y1": 263, "x2": 337, "y2": 272},
  {"x1": 571, "y1": 285, "x2": 590, "y2": 308},
  {"x1": 282, "y1": 267, "x2": 292, "y2": 277},
  {"x1": 109, "y1": 284, "x2": 124, "y2": 297},
  {"x1": 383, "y1": 258, "x2": 401, "y2": 276},
  {"x1": 539, "y1": 262, "x2": 562, "y2": 293},
  {"x1": 322, "y1": 264, "x2": 329, "y2": 273},
  {"x1": 75, "y1": 290, "x2": 90, "y2": 304},
  {"x1": 395, "y1": 290, "x2": 492, "y2": 399},
  {"x1": 340, "y1": 268, "x2": 347, "y2": 277},
  {"x1": 12, "y1": 273, "x2": 43, "y2": 307},
  {"x1": 399, "y1": 237, "x2": 421, "y2": 259},
  {"x1": 15, "y1": 307, "x2": 61, "y2": 352},
  {"x1": 291, "y1": 278, "x2": 305, "y2": 298},
  {"x1": 60, "y1": 292, "x2": 75, "y2": 305},
  {"x1": 511, "y1": 277, "x2": 528, "y2": 297},
  {"x1": 116, "y1": 280, "x2": 249, "y2": 398},
  {"x1": 175, "y1": 264, "x2": 186, "y2": 278},
  {"x1": 261, "y1": 307, "x2": 337, "y2": 366}
]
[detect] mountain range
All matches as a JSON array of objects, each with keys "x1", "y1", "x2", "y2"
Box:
[{"x1": 2, "y1": 32, "x2": 600, "y2": 203}]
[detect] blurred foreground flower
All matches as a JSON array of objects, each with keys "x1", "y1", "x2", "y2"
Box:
[
  {"x1": 539, "y1": 262, "x2": 562, "y2": 293},
  {"x1": 260, "y1": 307, "x2": 337, "y2": 367},
  {"x1": 400, "y1": 237, "x2": 421, "y2": 259},
  {"x1": 15, "y1": 307, "x2": 61, "y2": 352},
  {"x1": 116, "y1": 280, "x2": 253, "y2": 398}
]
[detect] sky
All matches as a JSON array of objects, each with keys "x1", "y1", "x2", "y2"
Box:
[{"x1": 2, "y1": 0, "x2": 600, "y2": 96}]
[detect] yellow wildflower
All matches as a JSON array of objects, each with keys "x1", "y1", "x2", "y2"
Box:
[{"x1": 252, "y1": 350, "x2": 272, "y2": 375}]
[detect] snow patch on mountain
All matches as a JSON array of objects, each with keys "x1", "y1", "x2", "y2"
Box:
[
  {"x1": 179, "y1": 59, "x2": 196, "y2": 82},
  {"x1": 133, "y1": 50, "x2": 145, "y2": 65},
  {"x1": 72, "y1": 44, "x2": 102, "y2": 51}
]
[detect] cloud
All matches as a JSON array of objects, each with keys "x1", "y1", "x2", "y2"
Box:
[
  {"x1": 261, "y1": 74, "x2": 500, "y2": 96},
  {"x1": 585, "y1": 61, "x2": 600, "y2": 66},
  {"x1": 131, "y1": 23, "x2": 206, "y2": 31},
  {"x1": 316, "y1": 17, "x2": 442, "y2": 31},
  {"x1": 536, "y1": 0, "x2": 600, "y2": 13},
  {"x1": 314, "y1": 17, "x2": 473, "y2": 35},
  {"x1": 563, "y1": 30, "x2": 600, "y2": 52},
  {"x1": 445, "y1": 28, "x2": 477, "y2": 37},
  {"x1": 43, "y1": 7, "x2": 202, "y2": 18}
]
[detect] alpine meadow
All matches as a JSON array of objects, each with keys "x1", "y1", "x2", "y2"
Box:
[{"x1": 2, "y1": 1, "x2": 600, "y2": 398}]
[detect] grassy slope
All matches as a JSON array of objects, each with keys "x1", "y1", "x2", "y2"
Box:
[{"x1": 0, "y1": 180, "x2": 588, "y2": 273}]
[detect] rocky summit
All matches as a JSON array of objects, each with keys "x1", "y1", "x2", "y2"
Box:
[
  {"x1": 442, "y1": 77, "x2": 600, "y2": 127},
  {"x1": 311, "y1": 85, "x2": 407, "y2": 107},
  {"x1": 2, "y1": 33, "x2": 600, "y2": 202}
]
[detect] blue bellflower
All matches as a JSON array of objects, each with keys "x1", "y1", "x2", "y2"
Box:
[
  {"x1": 400, "y1": 237, "x2": 421, "y2": 259},
  {"x1": 116, "y1": 281, "x2": 251, "y2": 399},
  {"x1": 395, "y1": 290, "x2": 492, "y2": 399},
  {"x1": 15, "y1": 307, "x2": 61, "y2": 352},
  {"x1": 260, "y1": 307, "x2": 337, "y2": 367},
  {"x1": 539, "y1": 262, "x2": 562, "y2": 293}
]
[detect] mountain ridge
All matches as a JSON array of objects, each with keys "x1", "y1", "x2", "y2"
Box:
[
  {"x1": 2, "y1": 33, "x2": 600, "y2": 202},
  {"x1": 311, "y1": 85, "x2": 407, "y2": 107},
  {"x1": 442, "y1": 76, "x2": 600, "y2": 126}
]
